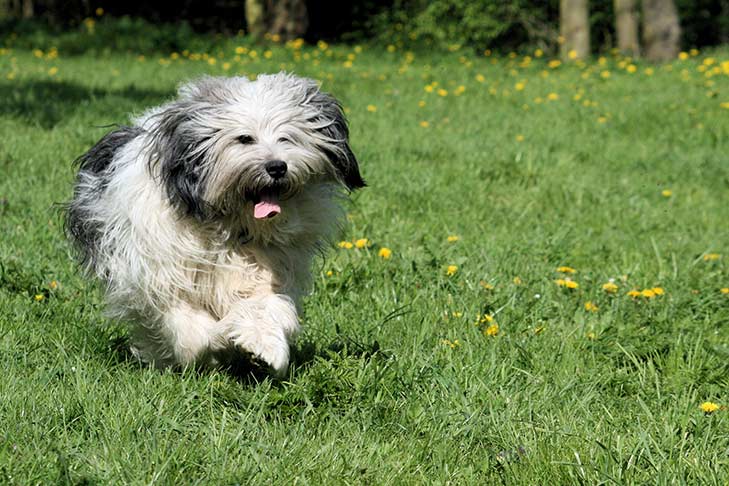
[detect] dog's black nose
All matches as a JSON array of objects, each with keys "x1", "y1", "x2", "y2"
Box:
[{"x1": 265, "y1": 160, "x2": 288, "y2": 179}]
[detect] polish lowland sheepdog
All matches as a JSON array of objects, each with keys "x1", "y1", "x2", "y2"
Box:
[{"x1": 65, "y1": 74, "x2": 364, "y2": 375}]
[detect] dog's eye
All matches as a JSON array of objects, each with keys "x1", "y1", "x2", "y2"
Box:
[
  {"x1": 237, "y1": 135, "x2": 255, "y2": 145},
  {"x1": 277, "y1": 136, "x2": 292, "y2": 144}
]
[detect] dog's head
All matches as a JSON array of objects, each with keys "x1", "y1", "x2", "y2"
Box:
[{"x1": 147, "y1": 74, "x2": 364, "y2": 231}]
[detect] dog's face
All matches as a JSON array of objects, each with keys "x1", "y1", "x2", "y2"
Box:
[{"x1": 148, "y1": 74, "x2": 364, "y2": 228}]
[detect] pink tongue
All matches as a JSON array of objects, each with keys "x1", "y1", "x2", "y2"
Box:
[{"x1": 253, "y1": 197, "x2": 281, "y2": 219}]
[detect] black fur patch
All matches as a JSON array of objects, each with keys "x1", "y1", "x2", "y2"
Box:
[
  {"x1": 308, "y1": 87, "x2": 365, "y2": 191},
  {"x1": 150, "y1": 102, "x2": 214, "y2": 221},
  {"x1": 65, "y1": 126, "x2": 141, "y2": 269}
]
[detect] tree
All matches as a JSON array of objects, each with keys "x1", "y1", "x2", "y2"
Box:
[
  {"x1": 615, "y1": 0, "x2": 640, "y2": 56},
  {"x1": 642, "y1": 0, "x2": 681, "y2": 61},
  {"x1": 560, "y1": 0, "x2": 590, "y2": 60},
  {"x1": 244, "y1": 0, "x2": 308, "y2": 41}
]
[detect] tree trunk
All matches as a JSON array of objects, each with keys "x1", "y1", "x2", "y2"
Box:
[
  {"x1": 268, "y1": 0, "x2": 308, "y2": 40},
  {"x1": 245, "y1": 0, "x2": 308, "y2": 41},
  {"x1": 21, "y1": 0, "x2": 32, "y2": 18},
  {"x1": 615, "y1": 0, "x2": 640, "y2": 56},
  {"x1": 560, "y1": 0, "x2": 590, "y2": 60},
  {"x1": 245, "y1": 0, "x2": 266, "y2": 39},
  {"x1": 642, "y1": 0, "x2": 681, "y2": 61}
]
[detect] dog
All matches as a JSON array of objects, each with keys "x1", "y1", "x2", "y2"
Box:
[{"x1": 65, "y1": 73, "x2": 364, "y2": 375}]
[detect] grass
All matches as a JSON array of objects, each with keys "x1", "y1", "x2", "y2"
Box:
[{"x1": 1, "y1": 25, "x2": 729, "y2": 483}]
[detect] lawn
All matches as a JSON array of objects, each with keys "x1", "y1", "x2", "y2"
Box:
[{"x1": 1, "y1": 26, "x2": 728, "y2": 484}]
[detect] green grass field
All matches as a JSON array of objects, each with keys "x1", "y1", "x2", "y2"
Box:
[{"x1": 1, "y1": 27, "x2": 729, "y2": 483}]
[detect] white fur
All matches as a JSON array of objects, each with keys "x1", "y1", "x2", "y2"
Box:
[{"x1": 67, "y1": 74, "x2": 362, "y2": 375}]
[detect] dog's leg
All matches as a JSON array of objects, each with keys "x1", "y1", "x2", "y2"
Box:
[
  {"x1": 138, "y1": 302, "x2": 226, "y2": 368},
  {"x1": 220, "y1": 294, "x2": 299, "y2": 375}
]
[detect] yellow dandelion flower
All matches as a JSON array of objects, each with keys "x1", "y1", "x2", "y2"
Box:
[
  {"x1": 48, "y1": 67, "x2": 58, "y2": 76},
  {"x1": 627, "y1": 289, "x2": 641, "y2": 298},
  {"x1": 484, "y1": 323, "x2": 499, "y2": 336},
  {"x1": 721, "y1": 102, "x2": 729, "y2": 109},
  {"x1": 704, "y1": 253, "x2": 721, "y2": 261},
  {"x1": 95, "y1": 7, "x2": 104, "y2": 16},
  {"x1": 597, "y1": 116, "x2": 608, "y2": 124},
  {"x1": 418, "y1": 100, "x2": 426, "y2": 107},
  {"x1": 513, "y1": 276, "x2": 522, "y2": 285},
  {"x1": 446, "y1": 265, "x2": 458, "y2": 276},
  {"x1": 49, "y1": 280, "x2": 58, "y2": 290},
  {"x1": 548, "y1": 60, "x2": 561, "y2": 69},
  {"x1": 479, "y1": 281, "x2": 494, "y2": 290},
  {"x1": 584, "y1": 301, "x2": 598, "y2": 312},
  {"x1": 565, "y1": 280, "x2": 579, "y2": 289},
  {"x1": 720, "y1": 288, "x2": 729, "y2": 294},
  {"x1": 419, "y1": 121, "x2": 430, "y2": 128},
  {"x1": 557, "y1": 266, "x2": 576, "y2": 274},
  {"x1": 568, "y1": 49, "x2": 578, "y2": 60},
  {"x1": 354, "y1": 238, "x2": 369, "y2": 249},
  {"x1": 603, "y1": 282, "x2": 619, "y2": 293},
  {"x1": 338, "y1": 241, "x2": 353, "y2": 249},
  {"x1": 326, "y1": 270, "x2": 333, "y2": 277},
  {"x1": 678, "y1": 52, "x2": 689, "y2": 60},
  {"x1": 661, "y1": 189, "x2": 673, "y2": 197},
  {"x1": 586, "y1": 332, "x2": 596, "y2": 340},
  {"x1": 644, "y1": 67, "x2": 654, "y2": 75},
  {"x1": 515, "y1": 82, "x2": 525, "y2": 91},
  {"x1": 366, "y1": 104, "x2": 377, "y2": 113},
  {"x1": 475, "y1": 73, "x2": 486, "y2": 83},
  {"x1": 641, "y1": 289, "x2": 656, "y2": 298},
  {"x1": 515, "y1": 134, "x2": 524, "y2": 142},
  {"x1": 652, "y1": 287, "x2": 665, "y2": 295},
  {"x1": 424, "y1": 85, "x2": 434, "y2": 93},
  {"x1": 437, "y1": 88, "x2": 448, "y2": 97},
  {"x1": 447, "y1": 235, "x2": 460, "y2": 242},
  {"x1": 700, "y1": 401, "x2": 719, "y2": 413},
  {"x1": 34, "y1": 294, "x2": 44, "y2": 301},
  {"x1": 378, "y1": 247, "x2": 392, "y2": 259},
  {"x1": 534, "y1": 48, "x2": 543, "y2": 58},
  {"x1": 600, "y1": 70, "x2": 611, "y2": 79},
  {"x1": 547, "y1": 92, "x2": 559, "y2": 101},
  {"x1": 626, "y1": 64, "x2": 637, "y2": 73}
]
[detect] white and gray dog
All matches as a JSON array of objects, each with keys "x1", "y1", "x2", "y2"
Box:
[{"x1": 66, "y1": 73, "x2": 364, "y2": 375}]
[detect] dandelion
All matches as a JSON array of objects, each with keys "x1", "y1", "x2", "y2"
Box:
[
  {"x1": 418, "y1": 100, "x2": 426, "y2": 107},
  {"x1": 602, "y1": 282, "x2": 619, "y2": 293},
  {"x1": 652, "y1": 287, "x2": 665, "y2": 295},
  {"x1": 548, "y1": 60, "x2": 561, "y2": 69},
  {"x1": 720, "y1": 288, "x2": 729, "y2": 294},
  {"x1": 661, "y1": 189, "x2": 673, "y2": 197},
  {"x1": 513, "y1": 276, "x2": 522, "y2": 285},
  {"x1": 515, "y1": 134, "x2": 524, "y2": 142},
  {"x1": 447, "y1": 235, "x2": 460, "y2": 242},
  {"x1": 49, "y1": 280, "x2": 58, "y2": 290},
  {"x1": 626, "y1": 64, "x2": 637, "y2": 73},
  {"x1": 95, "y1": 7, "x2": 104, "y2": 16},
  {"x1": 354, "y1": 238, "x2": 369, "y2": 249},
  {"x1": 555, "y1": 279, "x2": 578, "y2": 289},
  {"x1": 419, "y1": 121, "x2": 430, "y2": 128},
  {"x1": 641, "y1": 289, "x2": 656, "y2": 298},
  {"x1": 366, "y1": 104, "x2": 377, "y2": 113},
  {"x1": 534, "y1": 48, "x2": 543, "y2": 58},
  {"x1": 704, "y1": 253, "x2": 721, "y2": 261},
  {"x1": 547, "y1": 92, "x2": 559, "y2": 101},
  {"x1": 479, "y1": 281, "x2": 494, "y2": 290},
  {"x1": 700, "y1": 402, "x2": 720, "y2": 414},
  {"x1": 568, "y1": 49, "x2": 578, "y2": 60},
  {"x1": 557, "y1": 266, "x2": 576, "y2": 274},
  {"x1": 586, "y1": 332, "x2": 596, "y2": 340},
  {"x1": 446, "y1": 265, "x2": 458, "y2": 276},
  {"x1": 475, "y1": 74, "x2": 486, "y2": 83},
  {"x1": 584, "y1": 301, "x2": 598, "y2": 312},
  {"x1": 338, "y1": 241, "x2": 353, "y2": 249},
  {"x1": 326, "y1": 270, "x2": 333, "y2": 277},
  {"x1": 34, "y1": 294, "x2": 44, "y2": 301},
  {"x1": 678, "y1": 52, "x2": 689, "y2": 60},
  {"x1": 600, "y1": 70, "x2": 611, "y2": 79},
  {"x1": 484, "y1": 323, "x2": 499, "y2": 336},
  {"x1": 424, "y1": 85, "x2": 434, "y2": 93},
  {"x1": 378, "y1": 247, "x2": 392, "y2": 259},
  {"x1": 454, "y1": 85, "x2": 466, "y2": 96},
  {"x1": 597, "y1": 116, "x2": 607, "y2": 124},
  {"x1": 442, "y1": 338, "x2": 461, "y2": 349},
  {"x1": 48, "y1": 67, "x2": 58, "y2": 76},
  {"x1": 437, "y1": 88, "x2": 448, "y2": 97},
  {"x1": 515, "y1": 82, "x2": 525, "y2": 91}
]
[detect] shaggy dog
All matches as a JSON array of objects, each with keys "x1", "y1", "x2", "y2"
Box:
[{"x1": 65, "y1": 74, "x2": 364, "y2": 375}]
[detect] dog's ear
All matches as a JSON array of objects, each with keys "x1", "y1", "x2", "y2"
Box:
[
  {"x1": 150, "y1": 100, "x2": 215, "y2": 220},
  {"x1": 307, "y1": 85, "x2": 365, "y2": 191}
]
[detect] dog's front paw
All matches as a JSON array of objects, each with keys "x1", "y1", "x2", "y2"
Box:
[{"x1": 230, "y1": 327, "x2": 290, "y2": 375}]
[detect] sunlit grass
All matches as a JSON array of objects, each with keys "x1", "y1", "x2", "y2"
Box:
[{"x1": 1, "y1": 27, "x2": 728, "y2": 483}]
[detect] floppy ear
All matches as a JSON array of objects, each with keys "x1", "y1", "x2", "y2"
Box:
[
  {"x1": 308, "y1": 86, "x2": 365, "y2": 191},
  {"x1": 150, "y1": 100, "x2": 215, "y2": 220}
]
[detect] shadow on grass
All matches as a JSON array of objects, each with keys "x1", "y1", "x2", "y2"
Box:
[{"x1": 0, "y1": 79, "x2": 170, "y2": 129}]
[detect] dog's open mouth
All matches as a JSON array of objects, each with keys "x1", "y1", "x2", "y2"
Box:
[
  {"x1": 253, "y1": 195, "x2": 281, "y2": 219},
  {"x1": 247, "y1": 187, "x2": 286, "y2": 220}
]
